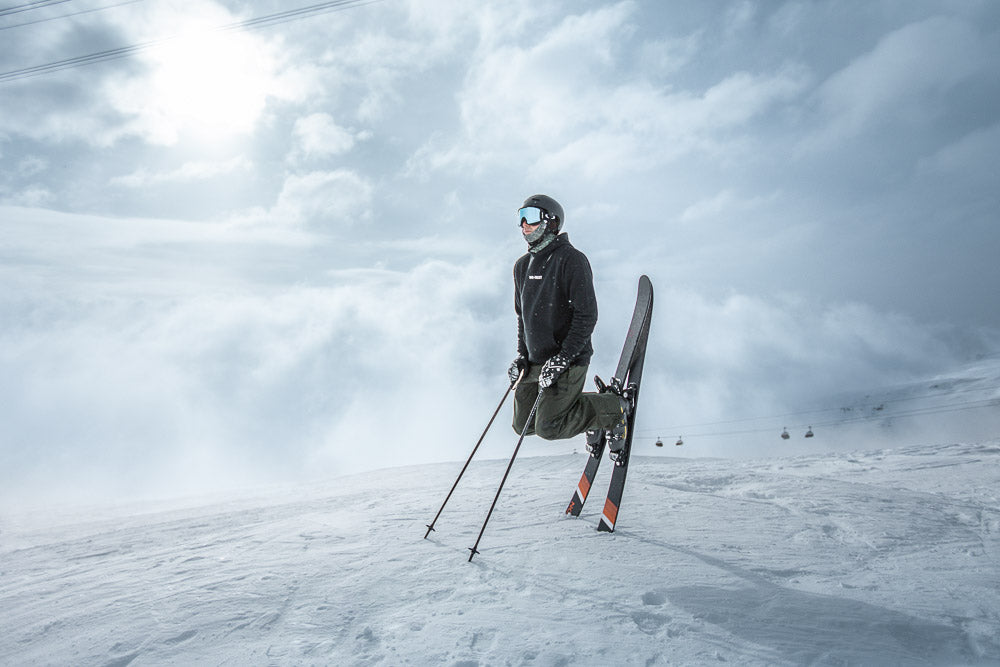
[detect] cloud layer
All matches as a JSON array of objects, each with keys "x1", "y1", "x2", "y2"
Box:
[{"x1": 2, "y1": 0, "x2": 999, "y2": 505}]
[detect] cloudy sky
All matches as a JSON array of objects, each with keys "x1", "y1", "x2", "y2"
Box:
[{"x1": 2, "y1": 0, "x2": 999, "y2": 506}]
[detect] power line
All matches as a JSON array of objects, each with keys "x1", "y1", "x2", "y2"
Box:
[
  {"x1": 0, "y1": 0, "x2": 385, "y2": 83},
  {"x1": 227, "y1": 0, "x2": 383, "y2": 31},
  {"x1": 0, "y1": 0, "x2": 143, "y2": 31},
  {"x1": 0, "y1": 0, "x2": 74, "y2": 18}
]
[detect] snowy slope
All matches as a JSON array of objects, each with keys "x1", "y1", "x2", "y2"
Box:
[{"x1": 2, "y1": 442, "x2": 999, "y2": 666}]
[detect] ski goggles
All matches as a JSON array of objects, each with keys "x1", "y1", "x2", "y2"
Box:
[{"x1": 518, "y1": 206, "x2": 544, "y2": 226}]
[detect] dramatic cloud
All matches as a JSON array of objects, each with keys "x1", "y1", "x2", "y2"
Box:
[
  {"x1": 422, "y1": 1, "x2": 809, "y2": 180},
  {"x1": 1, "y1": 0, "x2": 998, "y2": 506},
  {"x1": 809, "y1": 16, "x2": 992, "y2": 149},
  {"x1": 0, "y1": 208, "x2": 512, "y2": 504}
]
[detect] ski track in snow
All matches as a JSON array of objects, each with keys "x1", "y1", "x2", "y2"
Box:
[{"x1": 1, "y1": 442, "x2": 999, "y2": 666}]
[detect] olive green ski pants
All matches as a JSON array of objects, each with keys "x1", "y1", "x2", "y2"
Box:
[{"x1": 512, "y1": 364, "x2": 623, "y2": 440}]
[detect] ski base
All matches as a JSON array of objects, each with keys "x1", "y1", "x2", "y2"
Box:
[{"x1": 566, "y1": 275, "x2": 652, "y2": 533}]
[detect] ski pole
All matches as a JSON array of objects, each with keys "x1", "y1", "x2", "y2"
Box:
[
  {"x1": 424, "y1": 371, "x2": 524, "y2": 539},
  {"x1": 467, "y1": 388, "x2": 544, "y2": 562}
]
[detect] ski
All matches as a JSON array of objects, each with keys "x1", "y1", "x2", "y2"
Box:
[
  {"x1": 598, "y1": 303, "x2": 651, "y2": 532},
  {"x1": 564, "y1": 275, "x2": 653, "y2": 528},
  {"x1": 565, "y1": 429, "x2": 606, "y2": 516}
]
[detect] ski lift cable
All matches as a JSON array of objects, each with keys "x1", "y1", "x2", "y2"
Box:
[
  {"x1": 0, "y1": 0, "x2": 385, "y2": 83},
  {"x1": 810, "y1": 398, "x2": 999, "y2": 428},
  {"x1": 635, "y1": 382, "x2": 1000, "y2": 437},
  {"x1": 666, "y1": 382, "x2": 997, "y2": 433},
  {"x1": 635, "y1": 396, "x2": 999, "y2": 440},
  {"x1": 655, "y1": 404, "x2": 846, "y2": 431},
  {"x1": 641, "y1": 397, "x2": 998, "y2": 438},
  {"x1": 0, "y1": 0, "x2": 143, "y2": 31}
]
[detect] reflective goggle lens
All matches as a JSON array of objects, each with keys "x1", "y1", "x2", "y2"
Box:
[{"x1": 518, "y1": 206, "x2": 544, "y2": 226}]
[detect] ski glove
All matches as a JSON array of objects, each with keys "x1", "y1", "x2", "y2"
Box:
[
  {"x1": 508, "y1": 355, "x2": 528, "y2": 386},
  {"x1": 538, "y1": 352, "x2": 572, "y2": 389}
]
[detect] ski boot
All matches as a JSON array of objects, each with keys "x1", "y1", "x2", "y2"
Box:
[
  {"x1": 604, "y1": 377, "x2": 636, "y2": 465},
  {"x1": 584, "y1": 428, "x2": 606, "y2": 457}
]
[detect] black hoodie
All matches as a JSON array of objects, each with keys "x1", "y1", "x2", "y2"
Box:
[{"x1": 514, "y1": 233, "x2": 597, "y2": 366}]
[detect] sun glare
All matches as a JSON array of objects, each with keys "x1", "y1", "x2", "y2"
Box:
[{"x1": 144, "y1": 28, "x2": 277, "y2": 142}]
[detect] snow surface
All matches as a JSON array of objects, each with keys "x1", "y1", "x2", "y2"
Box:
[{"x1": 2, "y1": 441, "x2": 1000, "y2": 666}]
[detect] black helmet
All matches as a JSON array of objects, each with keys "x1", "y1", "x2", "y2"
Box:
[{"x1": 520, "y1": 194, "x2": 564, "y2": 234}]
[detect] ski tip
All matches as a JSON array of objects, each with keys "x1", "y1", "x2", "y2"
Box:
[{"x1": 639, "y1": 274, "x2": 653, "y2": 298}]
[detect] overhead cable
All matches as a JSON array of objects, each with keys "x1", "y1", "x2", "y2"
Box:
[
  {"x1": 0, "y1": 0, "x2": 143, "y2": 31},
  {"x1": 637, "y1": 389, "x2": 1000, "y2": 440},
  {"x1": 0, "y1": 0, "x2": 74, "y2": 18},
  {"x1": 0, "y1": 0, "x2": 384, "y2": 83}
]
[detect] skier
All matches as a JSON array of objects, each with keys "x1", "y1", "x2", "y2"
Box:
[{"x1": 508, "y1": 194, "x2": 631, "y2": 451}]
